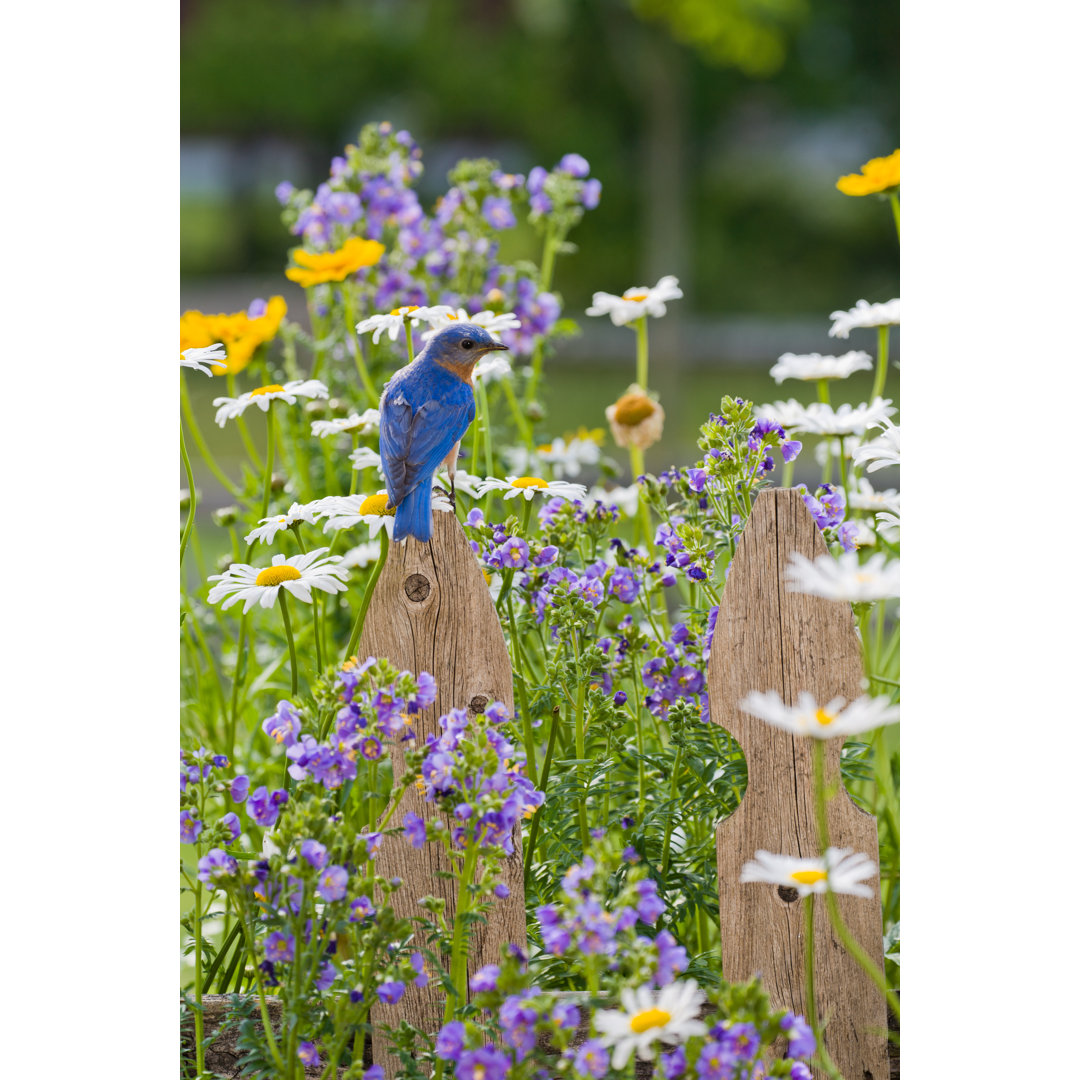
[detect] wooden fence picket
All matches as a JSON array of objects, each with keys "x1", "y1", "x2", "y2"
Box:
[
  {"x1": 356, "y1": 509, "x2": 523, "y2": 1070},
  {"x1": 708, "y1": 489, "x2": 891, "y2": 1079}
]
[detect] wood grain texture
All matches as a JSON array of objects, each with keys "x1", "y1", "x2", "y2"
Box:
[
  {"x1": 709, "y1": 489, "x2": 889, "y2": 1080},
  {"x1": 356, "y1": 509, "x2": 522, "y2": 1068}
]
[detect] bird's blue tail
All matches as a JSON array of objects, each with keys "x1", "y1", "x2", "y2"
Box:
[{"x1": 393, "y1": 482, "x2": 433, "y2": 542}]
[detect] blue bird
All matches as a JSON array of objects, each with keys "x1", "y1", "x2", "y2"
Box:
[{"x1": 379, "y1": 322, "x2": 509, "y2": 542}]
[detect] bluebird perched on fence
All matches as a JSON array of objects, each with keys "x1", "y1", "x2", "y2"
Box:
[{"x1": 380, "y1": 322, "x2": 509, "y2": 542}]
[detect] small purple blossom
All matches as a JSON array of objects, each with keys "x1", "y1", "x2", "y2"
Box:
[
  {"x1": 197, "y1": 848, "x2": 237, "y2": 886},
  {"x1": 180, "y1": 811, "x2": 203, "y2": 844},
  {"x1": 221, "y1": 812, "x2": 241, "y2": 843},
  {"x1": 482, "y1": 195, "x2": 516, "y2": 230},
  {"x1": 435, "y1": 1020, "x2": 466, "y2": 1061},
  {"x1": 229, "y1": 775, "x2": 249, "y2": 803},
  {"x1": 377, "y1": 980, "x2": 405, "y2": 1004},
  {"x1": 297, "y1": 1042, "x2": 320, "y2": 1068},
  {"x1": 403, "y1": 811, "x2": 427, "y2": 849},
  {"x1": 265, "y1": 931, "x2": 294, "y2": 964},
  {"x1": 558, "y1": 153, "x2": 590, "y2": 178},
  {"x1": 573, "y1": 1039, "x2": 609, "y2": 1078},
  {"x1": 469, "y1": 964, "x2": 500, "y2": 993},
  {"x1": 317, "y1": 865, "x2": 348, "y2": 902},
  {"x1": 300, "y1": 839, "x2": 328, "y2": 869}
]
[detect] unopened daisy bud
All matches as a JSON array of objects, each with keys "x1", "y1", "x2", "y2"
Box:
[
  {"x1": 525, "y1": 400, "x2": 546, "y2": 422},
  {"x1": 270, "y1": 472, "x2": 288, "y2": 493},
  {"x1": 179, "y1": 488, "x2": 195, "y2": 512},
  {"x1": 215, "y1": 554, "x2": 234, "y2": 573},
  {"x1": 212, "y1": 505, "x2": 239, "y2": 527},
  {"x1": 485, "y1": 287, "x2": 505, "y2": 305},
  {"x1": 606, "y1": 385, "x2": 665, "y2": 450},
  {"x1": 328, "y1": 397, "x2": 349, "y2": 417},
  {"x1": 304, "y1": 399, "x2": 327, "y2": 418}
]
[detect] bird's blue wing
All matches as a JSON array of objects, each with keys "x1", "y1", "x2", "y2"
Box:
[{"x1": 381, "y1": 380, "x2": 475, "y2": 507}]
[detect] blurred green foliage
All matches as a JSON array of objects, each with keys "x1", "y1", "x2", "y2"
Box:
[{"x1": 181, "y1": 0, "x2": 898, "y2": 315}]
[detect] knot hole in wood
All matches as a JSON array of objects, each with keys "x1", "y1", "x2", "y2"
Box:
[
  {"x1": 468, "y1": 695, "x2": 489, "y2": 714},
  {"x1": 404, "y1": 573, "x2": 431, "y2": 603},
  {"x1": 777, "y1": 885, "x2": 800, "y2": 903}
]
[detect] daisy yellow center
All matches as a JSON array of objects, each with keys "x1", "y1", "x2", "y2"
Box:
[
  {"x1": 613, "y1": 392, "x2": 656, "y2": 426},
  {"x1": 855, "y1": 572, "x2": 874, "y2": 583},
  {"x1": 814, "y1": 708, "x2": 836, "y2": 726},
  {"x1": 359, "y1": 493, "x2": 394, "y2": 516},
  {"x1": 623, "y1": 290, "x2": 649, "y2": 302},
  {"x1": 629, "y1": 1007, "x2": 671, "y2": 1034},
  {"x1": 512, "y1": 476, "x2": 548, "y2": 489},
  {"x1": 251, "y1": 384, "x2": 285, "y2": 396},
  {"x1": 391, "y1": 306, "x2": 418, "y2": 316},
  {"x1": 255, "y1": 565, "x2": 302, "y2": 587},
  {"x1": 790, "y1": 869, "x2": 827, "y2": 886}
]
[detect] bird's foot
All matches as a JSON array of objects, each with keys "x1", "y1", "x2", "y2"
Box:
[{"x1": 434, "y1": 483, "x2": 456, "y2": 509}]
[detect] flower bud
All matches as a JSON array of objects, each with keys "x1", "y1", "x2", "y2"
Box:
[
  {"x1": 304, "y1": 399, "x2": 327, "y2": 418},
  {"x1": 212, "y1": 505, "x2": 239, "y2": 527}
]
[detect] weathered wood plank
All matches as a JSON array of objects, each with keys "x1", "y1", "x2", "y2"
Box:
[
  {"x1": 356, "y1": 509, "x2": 522, "y2": 1067},
  {"x1": 709, "y1": 489, "x2": 890, "y2": 1079}
]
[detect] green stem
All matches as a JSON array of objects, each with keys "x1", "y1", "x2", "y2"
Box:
[
  {"x1": 250, "y1": 404, "x2": 276, "y2": 564},
  {"x1": 635, "y1": 317, "x2": 649, "y2": 392},
  {"x1": 573, "y1": 629, "x2": 589, "y2": 850},
  {"x1": 872, "y1": 324, "x2": 890, "y2": 402},
  {"x1": 179, "y1": 376, "x2": 242, "y2": 498},
  {"x1": 499, "y1": 376, "x2": 531, "y2": 447},
  {"x1": 477, "y1": 380, "x2": 497, "y2": 518},
  {"x1": 889, "y1": 192, "x2": 900, "y2": 240},
  {"x1": 344, "y1": 530, "x2": 389, "y2": 661},
  {"x1": 817, "y1": 379, "x2": 831, "y2": 406},
  {"x1": 229, "y1": 373, "x2": 263, "y2": 470},
  {"x1": 192, "y1": 878, "x2": 205, "y2": 1075},
  {"x1": 291, "y1": 526, "x2": 324, "y2": 674},
  {"x1": 813, "y1": 740, "x2": 900, "y2": 1021},
  {"x1": 803, "y1": 895, "x2": 844, "y2": 1080},
  {"x1": 405, "y1": 321, "x2": 415, "y2": 364},
  {"x1": 659, "y1": 744, "x2": 683, "y2": 875},
  {"x1": 523, "y1": 705, "x2": 561, "y2": 887},
  {"x1": 227, "y1": 613, "x2": 249, "y2": 758},
  {"x1": 278, "y1": 590, "x2": 298, "y2": 696},
  {"x1": 442, "y1": 846, "x2": 481, "y2": 1024},
  {"x1": 180, "y1": 422, "x2": 197, "y2": 571},
  {"x1": 343, "y1": 284, "x2": 380, "y2": 406},
  {"x1": 628, "y1": 445, "x2": 653, "y2": 552}
]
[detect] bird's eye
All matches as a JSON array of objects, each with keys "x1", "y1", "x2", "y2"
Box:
[{"x1": 461, "y1": 339, "x2": 474, "y2": 350}]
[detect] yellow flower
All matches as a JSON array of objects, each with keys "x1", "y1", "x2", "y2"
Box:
[
  {"x1": 836, "y1": 149, "x2": 900, "y2": 196},
  {"x1": 179, "y1": 296, "x2": 287, "y2": 375},
  {"x1": 285, "y1": 236, "x2": 386, "y2": 288}
]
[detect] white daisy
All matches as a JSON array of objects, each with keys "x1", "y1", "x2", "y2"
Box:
[
  {"x1": 474, "y1": 352, "x2": 514, "y2": 382},
  {"x1": 586, "y1": 275, "x2": 683, "y2": 327},
  {"x1": 213, "y1": 380, "x2": 329, "y2": 427},
  {"x1": 738, "y1": 689, "x2": 899, "y2": 739},
  {"x1": 770, "y1": 351, "x2": 873, "y2": 383},
  {"x1": 350, "y1": 446, "x2": 384, "y2": 473},
  {"x1": 853, "y1": 422, "x2": 900, "y2": 472},
  {"x1": 756, "y1": 399, "x2": 815, "y2": 433},
  {"x1": 243, "y1": 502, "x2": 321, "y2": 545},
  {"x1": 848, "y1": 477, "x2": 900, "y2": 515},
  {"x1": 829, "y1": 298, "x2": 900, "y2": 339},
  {"x1": 594, "y1": 979, "x2": 707, "y2": 1069},
  {"x1": 311, "y1": 411, "x2": 380, "y2": 439},
  {"x1": 538, "y1": 435, "x2": 602, "y2": 479},
  {"x1": 355, "y1": 305, "x2": 428, "y2": 344},
  {"x1": 419, "y1": 308, "x2": 521, "y2": 341},
  {"x1": 474, "y1": 476, "x2": 588, "y2": 502},
  {"x1": 800, "y1": 398, "x2": 897, "y2": 437},
  {"x1": 501, "y1": 445, "x2": 541, "y2": 477},
  {"x1": 741, "y1": 847, "x2": 877, "y2": 898},
  {"x1": 785, "y1": 550, "x2": 900, "y2": 602},
  {"x1": 876, "y1": 510, "x2": 901, "y2": 540},
  {"x1": 320, "y1": 494, "x2": 392, "y2": 536},
  {"x1": 340, "y1": 541, "x2": 384, "y2": 570},
  {"x1": 207, "y1": 549, "x2": 349, "y2": 613},
  {"x1": 181, "y1": 343, "x2": 228, "y2": 376},
  {"x1": 844, "y1": 518, "x2": 878, "y2": 549}
]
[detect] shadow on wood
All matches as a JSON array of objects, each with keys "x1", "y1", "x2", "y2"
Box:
[
  {"x1": 708, "y1": 489, "x2": 890, "y2": 1079},
  {"x1": 356, "y1": 509, "x2": 523, "y2": 1070}
]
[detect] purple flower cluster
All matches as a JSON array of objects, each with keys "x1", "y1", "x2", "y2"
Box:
[
  {"x1": 284, "y1": 659, "x2": 436, "y2": 789},
  {"x1": 419, "y1": 703, "x2": 543, "y2": 854},
  {"x1": 525, "y1": 153, "x2": 602, "y2": 216},
  {"x1": 797, "y1": 483, "x2": 861, "y2": 553},
  {"x1": 640, "y1": 618, "x2": 715, "y2": 722},
  {"x1": 534, "y1": 858, "x2": 687, "y2": 987},
  {"x1": 655, "y1": 521, "x2": 712, "y2": 584}
]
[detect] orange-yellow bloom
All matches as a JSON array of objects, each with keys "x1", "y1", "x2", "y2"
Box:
[
  {"x1": 836, "y1": 150, "x2": 899, "y2": 196},
  {"x1": 179, "y1": 296, "x2": 287, "y2": 375},
  {"x1": 285, "y1": 236, "x2": 386, "y2": 288}
]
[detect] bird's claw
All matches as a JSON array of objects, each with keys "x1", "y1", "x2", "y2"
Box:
[{"x1": 434, "y1": 483, "x2": 457, "y2": 509}]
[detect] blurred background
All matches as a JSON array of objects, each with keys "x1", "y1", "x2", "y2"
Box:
[{"x1": 180, "y1": 0, "x2": 898, "y2": 480}]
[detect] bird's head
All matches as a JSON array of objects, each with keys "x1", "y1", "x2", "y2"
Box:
[{"x1": 423, "y1": 323, "x2": 509, "y2": 380}]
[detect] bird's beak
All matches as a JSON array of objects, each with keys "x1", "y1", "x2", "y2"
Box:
[{"x1": 485, "y1": 341, "x2": 510, "y2": 351}]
